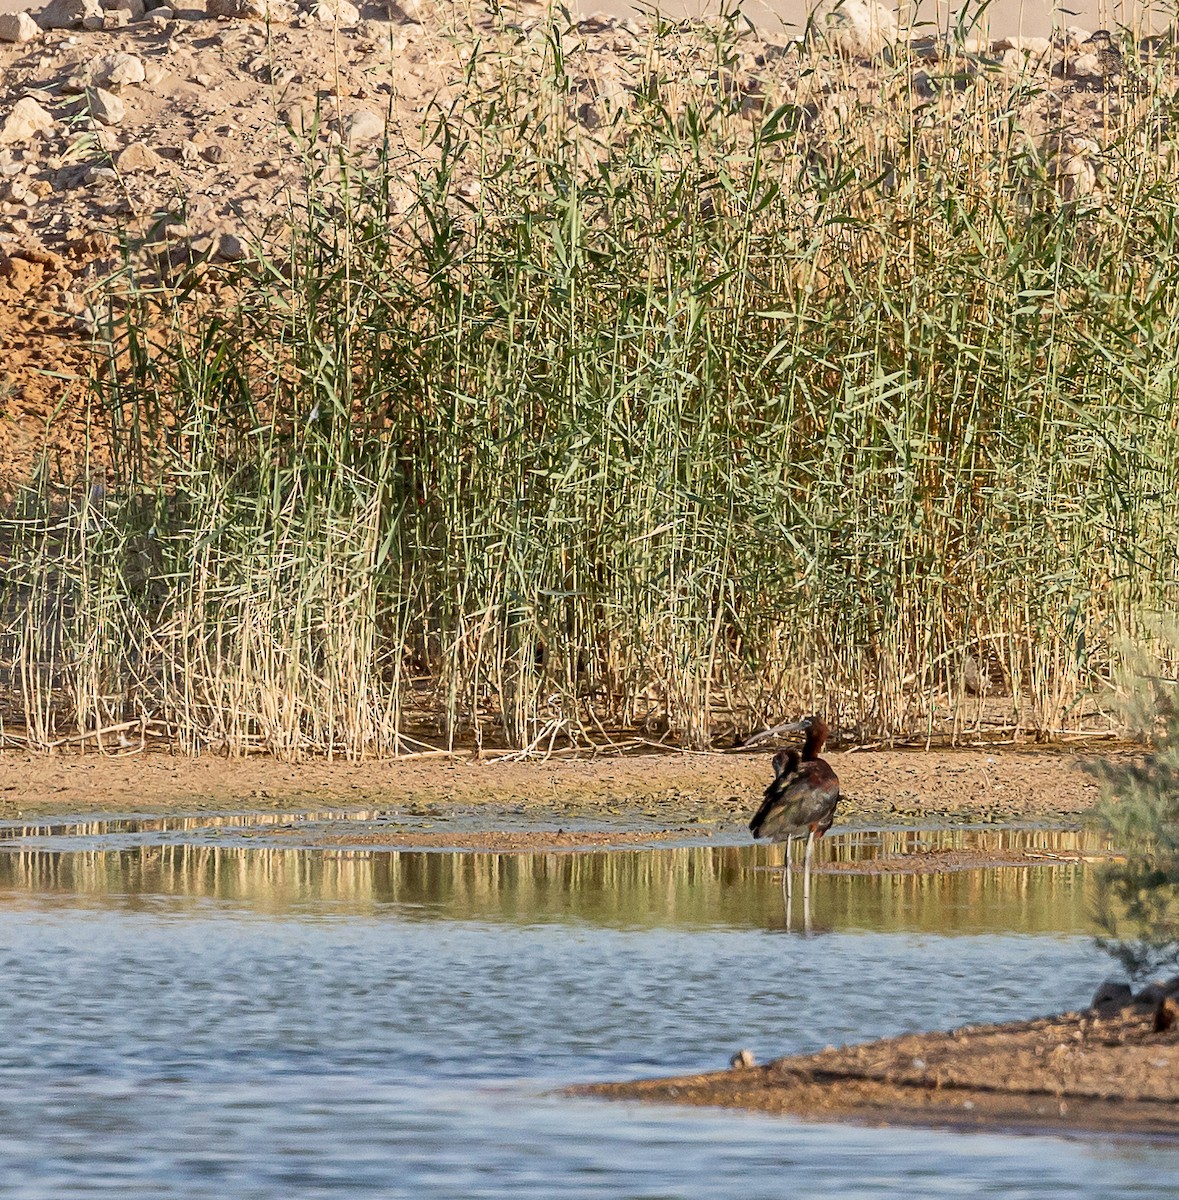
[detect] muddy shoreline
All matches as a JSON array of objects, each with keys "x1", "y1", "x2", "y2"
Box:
[
  {"x1": 0, "y1": 744, "x2": 1119, "y2": 829},
  {"x1": 573, "y1": 1006, "x2": 1179, "y2": 1138}
]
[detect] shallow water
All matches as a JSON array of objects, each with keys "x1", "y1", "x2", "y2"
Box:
[{"x1": 2, "y1": 833, "x2": 1177, "y2": 1199}]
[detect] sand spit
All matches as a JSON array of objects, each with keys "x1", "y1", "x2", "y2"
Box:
[{"x1": 574, "y1": 1002, "x2": 1179, "y2": 1137}]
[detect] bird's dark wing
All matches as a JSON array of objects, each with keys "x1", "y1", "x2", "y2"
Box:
[
  {"x1": 749, "y1": 750, "x2": 802, "y2": 834},
  {"x1": 749, "y1": 760, "x2": 840, "y2": 840}
]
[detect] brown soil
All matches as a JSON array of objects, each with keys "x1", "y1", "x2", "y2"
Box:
[
  {"x1": 0, "y1": 240, "x2": 108, "y2": 496},
  {"x1": 0, "y1": 742, "x2": 1115, "y2": 824},
  {"x1": 573, "y1": 1006, "x2": 1179, "y2": 1137}
]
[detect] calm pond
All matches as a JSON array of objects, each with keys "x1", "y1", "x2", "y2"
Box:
[{"x1": 2, "y1": 822, "x2": 1177, "y2": 1198}]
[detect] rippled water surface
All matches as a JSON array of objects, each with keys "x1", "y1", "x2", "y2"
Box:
[{"x1": 2, "y1": 827, "x2": 1177, "y2": 1199}]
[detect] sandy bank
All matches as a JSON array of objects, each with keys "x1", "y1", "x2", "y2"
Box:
[
  {"x1": 0, "y1": 744, "x2": 1118, "y2": 825},
  {"x1": 573, "y1": 1004, "x2": 1179, "y2": 1137}
]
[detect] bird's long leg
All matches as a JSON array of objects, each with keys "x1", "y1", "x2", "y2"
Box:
[
  {"x1": 803, "y1": 828, "x2": 815, "y2": 906},
  {"x1": 781, "y1": 835, "x2": 793, "y2": 930},
  {"x1": 781, "y1": 835, "x2": 793, "y2": 905}
]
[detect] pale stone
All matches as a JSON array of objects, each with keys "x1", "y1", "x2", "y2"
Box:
[
  {"x1": 1050, "y1": 150, "x2": 1097, "y2": 200},
  {"x1": 0, "y1": 96, "x2": 56, "y2": 145},
  {"x1": 311, "y1": 0, "x2": 358, "y2": 24},
  {"x1": 343, "y1": 108, "x2": 384, "y2": 144},
  {"x1": 0, "y1": 174, "x2": 34, "y2": 203},
  {"x1": 580, "y1": 9, "x2": 614, "y2": 30},
  {"x1": 208, "y1": 0, "x2": 290, "y2": 18},
  {"x1": 87, "y1": 86, "x2": 126, "y2": 125},
  {"x1": 93, "y1": 52, "x2": 146, "y2": 88},
  {"x1": 115, "y1": 140, "x2": 163, "y2": 171},
  {"x1": 37, "y1": 0, "x2": 102, "y2": 27},
  {"x1": 992, "y1": 34, "x2": 1050, "y2": 57},
  {"x1": 807, "y1": 0, "x2": 897, "y2": 58},
  {"x1": 0, "y1": 11, "x2": 40, "y2": 41}
]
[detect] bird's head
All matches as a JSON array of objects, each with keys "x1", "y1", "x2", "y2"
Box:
[{"x1": 780, "y1": 715, "x2": 830, "y2": 757}]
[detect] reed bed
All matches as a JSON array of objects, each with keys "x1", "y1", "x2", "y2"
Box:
[{"x1": 4, "y1": 9, "x2": 1179, "y2": 755}]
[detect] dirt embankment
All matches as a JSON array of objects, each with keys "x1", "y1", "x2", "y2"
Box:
[
  {"x1": 574, "y1": 1003, "x2": 1179, "y2": 1137},
  {"x1": 0, "y1": 742, "x2": 1116, "y2": 823}
]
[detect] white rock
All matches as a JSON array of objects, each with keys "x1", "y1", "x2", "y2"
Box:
[
  {"x1": 343, "y1": 108, "x2": 384, "y2": 144},
  {"x1": 92, "y1": 52, "x2": 146, "y2": 88},
  {"x1": 0, "y1": 96, "x2": 56, "y2": 144},
  {"x1": 37, "y1": 0, "x2": 102, "y2": 28},
  {"x1": 1049, "y1": 149, "x2": 1097, "y2": 200},
  {"x1": 208, "y1": 0, "x2": 290, "y2": 18},
  {"x1": 86, "y1": 87, "x2": 126, "y2": 125},
  {"x1": 0, "y1": 11, "x2": 40, "y2": 41},
  {"x1": 311, "y1": 0, "x2": 358, "y2": 23},
  {"x1": 992, "y1": 34, "x2": 1049, "y2": 57},
  {"x1": 807, "y1": 0, "x2": 897, "y2": 58}
]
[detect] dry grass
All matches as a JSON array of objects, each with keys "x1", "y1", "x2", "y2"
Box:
[{"x1": 3, "y1": 9, "x2": 1179, "y2": 756}]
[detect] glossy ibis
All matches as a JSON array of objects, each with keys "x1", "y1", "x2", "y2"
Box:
[{"x1": 749, "y1": 716, "x2": 840, "y2": 906}]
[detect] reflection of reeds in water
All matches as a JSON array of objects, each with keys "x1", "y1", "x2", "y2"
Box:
[
  {"x1": 825, "y1": 827, "x2": 1100, "y2": 864},
  {"x1": 0, "y1": 810, "x2": 399, "y2": 842},
  {"x1": 0, "y1": 832, "x2": 1099, "y2": 933}
]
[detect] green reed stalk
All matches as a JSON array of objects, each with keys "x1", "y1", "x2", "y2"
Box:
[{"x1": 4, "y1": 12, "x2": 1179, "y2": 755}]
